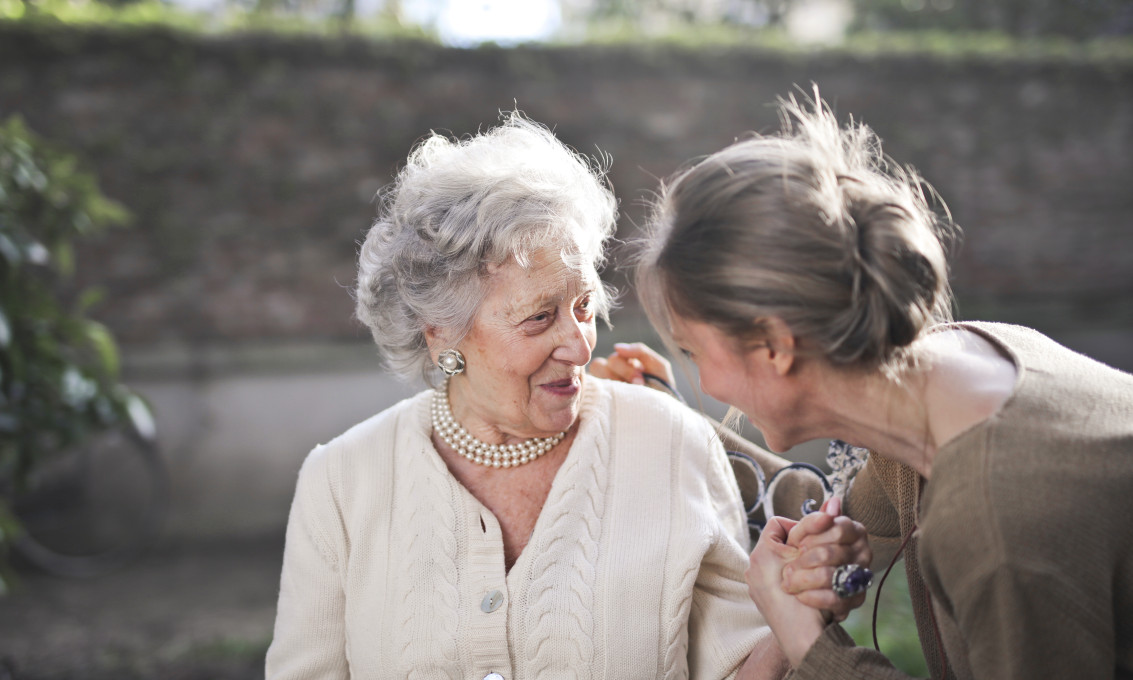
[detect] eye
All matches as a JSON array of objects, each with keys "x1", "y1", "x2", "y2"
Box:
[
  {"x1": 679, "y1": 348, "x2": 693, "y2": 359},
  {"x1": 522, "y1": 306, "x2": 557, "y2": 332},
  {"x1": 575, "y1": 295, "x2": 595, "y2": 319}
]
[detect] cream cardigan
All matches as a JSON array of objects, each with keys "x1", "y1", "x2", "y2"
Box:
[{"x1": 266, "y1": 377, "x2": 767, "y2": 679}]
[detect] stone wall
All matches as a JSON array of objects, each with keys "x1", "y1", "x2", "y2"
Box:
[
  {"x1": 3, "y1": 25, "x2": 1131, "y2": 536},
  {"x1": 3, "y1": 25, "x2": 1131, "y2": 356}
]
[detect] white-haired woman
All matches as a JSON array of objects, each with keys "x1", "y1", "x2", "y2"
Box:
[
  {"x1": 264, "y1": 114, "x2": 867, "y2": 679},
  {"x1": 632, "y1": 93, "x2": 1133, "y2": 679}
]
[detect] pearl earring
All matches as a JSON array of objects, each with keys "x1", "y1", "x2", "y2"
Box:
[{"x1": 436, "y1": 349, "x2": 466, "y2": 376}]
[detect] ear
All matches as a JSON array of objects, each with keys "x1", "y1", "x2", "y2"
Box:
[
  {"x1": 762, "y1": 316, "x2": 796, "y2": 377},
  {"x1": 424, "y1": 326, "x2": 447, "y2": 362}
]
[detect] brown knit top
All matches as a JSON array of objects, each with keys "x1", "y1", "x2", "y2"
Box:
[{"x1": 789, "y1": 322, "x2": 1133, "y2": 680}]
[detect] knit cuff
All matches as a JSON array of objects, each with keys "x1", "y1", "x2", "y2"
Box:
[{"x1": 788, "y1": 623, "x2": 859, "y2": 680}]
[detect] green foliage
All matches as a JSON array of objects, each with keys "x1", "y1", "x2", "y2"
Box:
[
  {"x1": 835, "y1": 29, "x2": 1133, "y2": 62},
  {"x1": 566, "y1": 22, "x2": 1133, "y2": 65},
  {"x1": 0, "y1": 0, "x2": 207, "y2": 29},
  {"x1": 2, "y1": 0, "x2": 1131, "y2": 63},
  {"x1": 0, "y1": 0, "x2": 434, "y2": 38},
  {"x1": 575, "y1": 0, "x2": 1131, "y2": 41},
  {"x1": 0, "y1": 115, "x2": 151, "y2": 591},
  {"x1": 851, "y1": 0, "x2": 1130, "y2": 40},
  {"x1": 177, "y1": 636, "x2": 273, "y2": 661},
  {"x1": 842, "y1": 559, "x2": 929, "y2": 677}
]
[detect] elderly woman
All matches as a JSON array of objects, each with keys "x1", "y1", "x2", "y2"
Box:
[
  {"x1": 629, "y1": 92, "x2": 1133, "y2": 680},
  {"x1": 263, "y1": 114, "x2": 841, "y2": 679}
]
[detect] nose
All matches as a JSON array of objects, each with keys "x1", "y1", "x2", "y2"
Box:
[{"x1": 552, "y1": 314, "x2": 594, "y2": 367}]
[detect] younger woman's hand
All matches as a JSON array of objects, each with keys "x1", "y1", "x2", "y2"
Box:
[
  {"x1": 780, "y1": 497, "x2": 872, "y2": 621},
  {"x1": 589, "y1": 342, "x2": 675, "y2": 390}
]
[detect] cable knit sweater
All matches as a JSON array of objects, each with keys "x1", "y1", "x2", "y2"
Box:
[
  {"x1": 791, "y1": 322, "x2": 1133, "y2": 680},
  {"x1": 266, "y1": 377, "x2": 767, "y2": 679}
]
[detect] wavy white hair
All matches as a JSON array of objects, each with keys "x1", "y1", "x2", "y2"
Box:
[{"x1": 355, "y1": 113, "x2": 619, "y2": 384}]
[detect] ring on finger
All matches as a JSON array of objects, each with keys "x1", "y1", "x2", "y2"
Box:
[{"x1": 831, "y1": 563, "x2": 873, "y2": 599}]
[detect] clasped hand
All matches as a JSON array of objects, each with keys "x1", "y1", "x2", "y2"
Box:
[
  {"x1": 590, "y1": 343, "x2": 873, "y2": 666},
  {"x1": 746, "y1": 496, "x2": 872, "y2": 667}
]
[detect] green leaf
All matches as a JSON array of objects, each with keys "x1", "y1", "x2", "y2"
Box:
[
  {"x1": 83, "y1": 320, "x2": 120, "y2": 378},
  {"x1": 77, "y1": 287, "x2": 106, "y2": 313},
  {"x1": 0, "y1": 113, "x2": 147, "y2": 582},
  {"x1": 13, "y1": 163, "x2": 46, "y2": 192},
  {"x1": 52, "y1": 240, "x2": 73, "y2": 277}
]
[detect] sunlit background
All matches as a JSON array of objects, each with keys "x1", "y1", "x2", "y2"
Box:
[
  {"x1": 6, "y1": 0, "x2": 1131, "y2": 42},
  {"x1": 390, "y1": 0, "x2": 858, "y2": 45}
]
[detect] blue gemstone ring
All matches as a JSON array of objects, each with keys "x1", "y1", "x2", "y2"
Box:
[{"x1": 831, "y1": 564, "x2": 874, "y2": 599}]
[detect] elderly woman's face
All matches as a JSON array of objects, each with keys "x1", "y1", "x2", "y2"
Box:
[{"x1": 447, "y1": 247, "x2": 598, "y2": 440}]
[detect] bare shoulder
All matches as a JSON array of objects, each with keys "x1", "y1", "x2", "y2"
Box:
[{"x1": 923, "y1": 328, "x2": 1018, "y2": 448}]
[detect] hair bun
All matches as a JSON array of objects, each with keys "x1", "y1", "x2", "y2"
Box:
[{"x1": 839, "y1": 198, "x2": 948, "y2": 364}]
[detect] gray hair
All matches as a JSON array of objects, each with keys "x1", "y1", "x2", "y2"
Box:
[
  {"x1": 355, "y1": 113, "x2": 618, "y2": 384},
  {"x1": 638, "y1": 90, "x2": 957, "y2": 374}
]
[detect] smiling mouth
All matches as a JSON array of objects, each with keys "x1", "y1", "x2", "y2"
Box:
[
  {"x1": 541, "y1": 376, "x2": 581, "y2": 392},
  {"x1": 545, "y1": 378, "x2": 575, "y2": 387}
]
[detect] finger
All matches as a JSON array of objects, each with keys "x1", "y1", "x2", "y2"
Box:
[
  {"x1": 588, "y1": 357, "x2": 612, "y2": 379},
  {"x1": 613, "y1": 341, "x2": 667, "y2": 364},
  {"x1": 613, "y1": 342, "x2": 674, "y2": 381},
  {"x1": 793, "y1": 543, "x2": 860, "y2": 570},
  {"x1": 787, "y1": 511, "x2": 834, "y2": 547},
  {"x1": 799, "y1": 516, "x2": 866, "y2": 549},
  {"x1": 852, "y1": 538, "x2": 873, "y2": 568},
  {"x1": 593, "y1": 353, "x2": 645, "y2": 385},
  {"x1": 781, "y1": 564, "x2": 838, "y2": 595},
  {"x1": 605, "y1": 354, "x2": 646, "y2": 385},
  {"x1": 821, "y1": 495, "x2": 842, "y2": 517},
  {"x1": 758, "y1": 516, "x2": 796, "y2": 545},
  {"x1": 761, "y1": 517, "x2": 802, "y2": 562}
]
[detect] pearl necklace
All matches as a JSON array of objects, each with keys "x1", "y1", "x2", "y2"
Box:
[{"x1": 431, "y1": 381, "x2": 566, "y2": 468}]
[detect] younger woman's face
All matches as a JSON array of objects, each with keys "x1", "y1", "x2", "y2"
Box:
[
  {"x1": 668, "y1": 313, "x2": 799, "y2": 453},
  {"x1": 669, "y1": 314, "x2": 756, "y2": 416}
]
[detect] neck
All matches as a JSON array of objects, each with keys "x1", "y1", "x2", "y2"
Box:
[
  {"x1": 446, "y1": 375, "x2": 536, "y2": 445},
  {"x1": 809, "y1": 366, "x2": 937, "y2": 479}
]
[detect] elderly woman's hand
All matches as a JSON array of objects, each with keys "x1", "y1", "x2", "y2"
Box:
[
  {"x1": 589, "y1": 342, "x2": 676, "y2": 391},
  {"x1": 746, "y1": 516, "x2": 828, "y2": 668},
  {"x1": 780, "y1": 497, "x2": 872, "y2": 622}
]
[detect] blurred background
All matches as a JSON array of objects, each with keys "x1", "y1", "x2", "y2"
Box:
[{"x1": 1, "y1": 0, "x2": 1131, "y2": 677}]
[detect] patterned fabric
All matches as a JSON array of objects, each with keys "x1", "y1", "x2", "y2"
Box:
[{"x1": 826, "y1": 439, "x2": 870, "y2": 499}]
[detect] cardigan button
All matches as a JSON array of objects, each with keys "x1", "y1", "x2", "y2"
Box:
[
  {"x1": 481, "y1": 590, "x2": 504, "y2": 613},
  {"x1": 483, "y1": 674, "x2": 504, "y2": 680}
]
